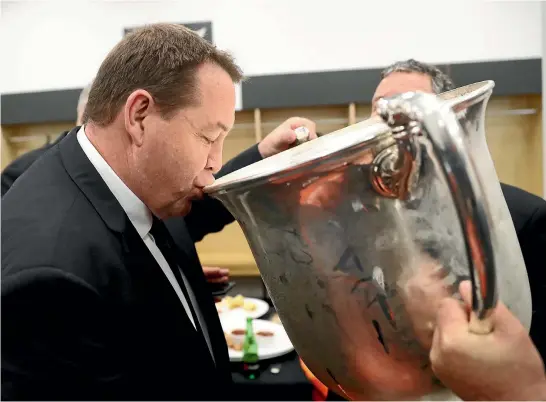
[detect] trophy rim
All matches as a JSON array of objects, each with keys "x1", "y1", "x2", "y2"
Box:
[
  {"x1": 204, "y1": 80, "x2": 495, "y2": 195},
  {"x1": 205, "y1": 115, "x2": 390, "y2": 194}
]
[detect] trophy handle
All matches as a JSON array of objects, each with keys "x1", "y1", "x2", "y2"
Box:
[{"x1": 377, "y1": 93, "x2": 497, "y2": 335}]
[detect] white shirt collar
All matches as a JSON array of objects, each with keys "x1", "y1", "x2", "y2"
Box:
[{"x1": 77, "y1": 126, "x2": 153, "y2": 238}]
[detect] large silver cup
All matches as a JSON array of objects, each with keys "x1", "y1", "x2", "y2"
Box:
[{"x1": 205, "y1": 81, "x2": 532, "y2": 400}]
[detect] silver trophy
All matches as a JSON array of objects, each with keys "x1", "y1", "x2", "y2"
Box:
[{"x1": 204, "y1": 81, "x2": 532, "y2": 400}]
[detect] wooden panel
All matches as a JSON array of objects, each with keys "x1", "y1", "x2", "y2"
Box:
[
  {"x1": 2, "y1": 122, "x2": 73, "y2": 162},
  {"x1": 1, "y1": 127, "x2": 15, "y2": 170},
  {"x1": 485, "y1": 95, "x2": 543, "y2": 197},
  {"x1": 355, "y1": 103, "x2": 373, "y2": 121},
  {"x1": 260, "y1": 105, "x2": 349, "y2": 135}
]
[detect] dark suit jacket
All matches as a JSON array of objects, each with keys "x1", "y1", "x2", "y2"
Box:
[
  {"x1": 501, "y1": 183, "x2": 546, "y2": 360},
  {"x1": 1, "y1": 129, "x2": 260, "y2": 401}
]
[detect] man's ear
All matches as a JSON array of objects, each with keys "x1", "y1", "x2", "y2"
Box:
[{"x1": 124, "y1": 89, "x2": 154, "y2": 147}]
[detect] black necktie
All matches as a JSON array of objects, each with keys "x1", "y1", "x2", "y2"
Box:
[{"x1": 149, "y1": 217, "x2": 202, "y2": 334}]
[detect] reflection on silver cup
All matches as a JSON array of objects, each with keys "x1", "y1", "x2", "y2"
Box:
[{"x1": 205, "y1": 81, "x2": 532, "y2": 400}]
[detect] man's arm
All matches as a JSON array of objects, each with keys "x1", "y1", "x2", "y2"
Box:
[
  {"x1": 217, "y1": 143, "x2": 263, "y2": 179},
  {"x1": 2, "y1": 267, "x2": 126, "y2": 400},
  {"x1": 521, "y1": 203, "x2": 546, "y2": 360},
  {"x1": 1, "y1": 169, "x2": 16, "y2": 196}
]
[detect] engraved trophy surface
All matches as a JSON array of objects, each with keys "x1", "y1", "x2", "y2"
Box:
[{"x1": 204, "y1": 81, "x2": 532, "y2": 400}]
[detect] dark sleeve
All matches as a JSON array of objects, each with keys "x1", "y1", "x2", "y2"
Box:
[
  {"x1": 183, "y1": 144, "x2": 262, "y2": 242},
  {"x1": 1, "y1": 158, "x2": 28, "y2": 197},
  {"x1": 522, "y1": 204, "x2": 546, "y2": 361},
  {"x1": 1, "y1": 168, "x2": 16, "y2": 197},
  {"x1": 1, "y1": 267, "x2": 127, "y2": 401},
  {"x1": 1, "y1": 148, "x2": 47, "y2": 197}
]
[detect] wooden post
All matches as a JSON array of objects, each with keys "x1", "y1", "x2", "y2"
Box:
[
  {"x1": 348, "y1": 103, "x2": 356, "y2": 126},
  {"x1": 254, "y1": 108, "x2": 262, "y2": 143},
  {"x1": 1, "y1": 127, "x2": 15, "y2": 170}
]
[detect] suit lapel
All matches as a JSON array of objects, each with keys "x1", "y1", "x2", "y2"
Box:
[
  {"x1": 120, "y1": 220, "x2": 218, "y2": 368},
  {"x1": 121, "y1": 223, "x2": 187, "y2": 316},
  {"x1": 163, "y1": 220, "x2": 233, "y2": 376},
  {"x1": 164, "y1": 214, "x2": 232, "y2": 373},
  {"x1": 59, "y1": 128, "x2": 126, "y2": 233},
  {"x1": 170, "y1": 244, "x2": 232, "y2": 376}
]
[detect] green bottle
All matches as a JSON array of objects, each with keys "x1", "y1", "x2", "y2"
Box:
[
  {"x1": 242, "y1": 317, "x2": 260, "y2": 379},
  {"x1": 242, "y1": 317, "x2": 259, "y2": 364}
]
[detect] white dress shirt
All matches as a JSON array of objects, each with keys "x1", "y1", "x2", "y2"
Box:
[{"x1": 77, "y1": 126, "x2": 214, "y2": 363}]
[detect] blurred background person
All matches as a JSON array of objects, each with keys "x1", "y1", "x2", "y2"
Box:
[{"x1": 1, "y1": 82, "x2": 92, "y2": 196}]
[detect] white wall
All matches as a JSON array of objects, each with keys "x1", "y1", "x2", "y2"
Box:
[{"x1": 0, "y1": 0, "x2": 541, "y2": 95}]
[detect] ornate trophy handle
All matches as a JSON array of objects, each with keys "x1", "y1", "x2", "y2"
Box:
[{"x1": 376, "y1": 92, "x2": 497, "y2": 335}]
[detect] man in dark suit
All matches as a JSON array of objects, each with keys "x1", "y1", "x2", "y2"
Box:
[{"x1": 1, "y1": 23, "x2": 315, "y2": 401}]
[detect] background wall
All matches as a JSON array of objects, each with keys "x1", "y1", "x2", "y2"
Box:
[{"x1": 0, "y1": 0, "x2": 541, "y2": 94}]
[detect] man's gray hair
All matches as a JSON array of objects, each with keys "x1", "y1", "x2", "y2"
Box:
[
  {"x1": 76, "y1": 79, "x2": 94, "y2": 124},
  {"x1": 380, "y1": 59, "x2": 455, "y2": 94},
  {"x1": 77, "y1": 80, "x2": 93, "y2": 113}
]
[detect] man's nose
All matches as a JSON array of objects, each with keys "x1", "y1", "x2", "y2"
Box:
[{"x1": 207, "y1": 148, "x2": 223, "y2": 175}]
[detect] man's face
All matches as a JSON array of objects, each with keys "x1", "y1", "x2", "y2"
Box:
[
  {"x1": 133, "y1": 62, "x2": 236, "y2": 218},
  {"x1": 371, "y1": 72, "x2": 433, "y2": 115}
]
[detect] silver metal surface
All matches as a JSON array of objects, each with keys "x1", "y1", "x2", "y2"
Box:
[
  {"x1": 375, "y1": 91, "x2": 496, "y2": 331},
  {"x1": 205, "y1": 81, "x2": 532, "y2": 400}
]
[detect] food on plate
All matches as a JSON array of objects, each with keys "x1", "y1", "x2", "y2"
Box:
[
  {"x1": 224, "y1": 329, "x2": 245, "y2": 351},
  {"x1": 218, "y1": 294, "x2": 257, "y2": 312},
  {"x1": 256, "y1": 329, "x2": 276, "y2": 347},
  {"x1": 223, "y1": 295, "x2": 243, "y2": 309},
  {"x1": 243, "y1": 299, "x2": 257, "y2": 311},
  {"x1": 224, "y1": 322, "x2": 282, "y2": 353}
]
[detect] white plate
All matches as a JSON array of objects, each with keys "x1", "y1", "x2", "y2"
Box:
[
  {"x1": 221, "y1": 317, "x2": 294, "y2": 362},
  {"x1": 216, "y1": 297, "x2": 269, "y2": 319}
]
